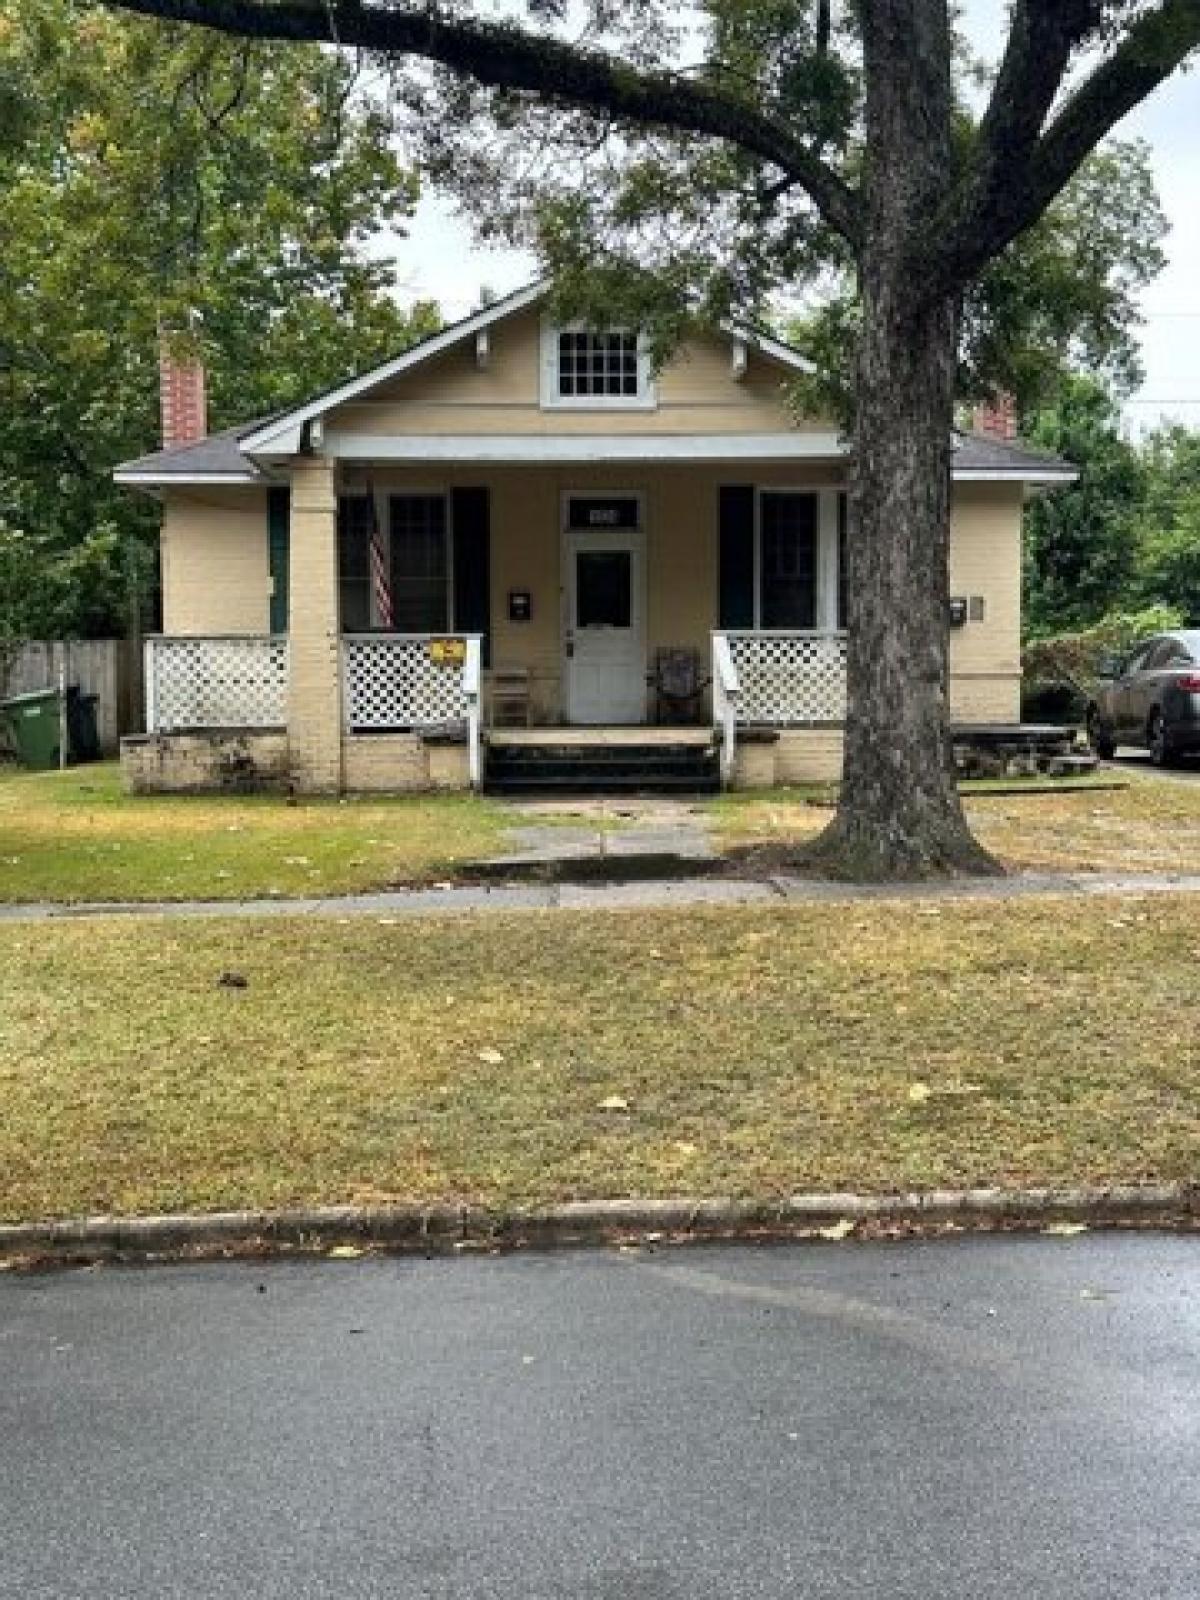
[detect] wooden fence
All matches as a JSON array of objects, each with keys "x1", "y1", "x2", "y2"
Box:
[{"x1": 1, "y1": 640, "x2": 142, "y2": 756}]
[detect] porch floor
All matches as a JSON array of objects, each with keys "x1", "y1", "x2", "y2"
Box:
[{"x1": 485, "y1": 726, "x2": 714, "y2": 747}]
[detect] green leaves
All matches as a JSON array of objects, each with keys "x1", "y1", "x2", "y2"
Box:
[{"x1": 0, "y1": 0, "x2": 437, "y2": 640}]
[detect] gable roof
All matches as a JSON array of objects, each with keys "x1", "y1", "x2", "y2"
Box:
[{"x1": 113, "y1": 279, "x2": 1076, "y2": 488}]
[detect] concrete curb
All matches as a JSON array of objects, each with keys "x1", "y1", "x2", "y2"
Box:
[{"x1": 1, "y1": 1184, "x2": 1195, "y2": 1267}]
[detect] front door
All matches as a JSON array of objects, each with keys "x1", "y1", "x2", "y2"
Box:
[{"x1": 563, "y1": 495, "x2": 646, "y2": 725}]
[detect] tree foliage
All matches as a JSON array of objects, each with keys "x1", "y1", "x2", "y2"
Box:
[
  {"x1": 1023, "y1": 376, "x2": 1149, "y2": 633},
  {"x1": 1137, "y1": 426, "x2": 1200, "y2": 620},
  {"x1": 0, "y1": 0, "x2": 439, "y2": 639}
]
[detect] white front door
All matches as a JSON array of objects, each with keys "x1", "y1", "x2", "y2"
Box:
[{"x1": 563, "y1": 495, "x2": 647, "y2": 725}]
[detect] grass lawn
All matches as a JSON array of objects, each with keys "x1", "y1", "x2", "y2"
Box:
[
  {"x1": 0, "y1": 763, "x2": 514, "y2": 902},
  {"x1": 711, "y1": 775, "x2": 1200, "y2": 875},
  {"x1": 1, "y1": 895, "x2": 1197, "y2": 1223}
]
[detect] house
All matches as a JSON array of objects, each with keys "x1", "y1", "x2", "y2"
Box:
[{"x1": 114, "y1": 281, "x2": 1075, "y2": 795}]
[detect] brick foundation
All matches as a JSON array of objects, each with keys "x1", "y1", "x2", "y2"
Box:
[
  {"x1": 121, "y1": 732, "x2": 290, "y2": 794},
  {"x1": 121, "y1": 732, "x2": 470, "y2": 794}
]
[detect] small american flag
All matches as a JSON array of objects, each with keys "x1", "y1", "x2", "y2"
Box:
[{"x1": 366, "y1": 486, "x2": 394, "y2": 629}]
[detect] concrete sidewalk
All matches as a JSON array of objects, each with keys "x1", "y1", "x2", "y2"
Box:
[{"x1": 3, "y1": 867, "x2": 1200, "y2": 923}]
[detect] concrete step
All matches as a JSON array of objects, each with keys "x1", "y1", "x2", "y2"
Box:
[{"x1": 486, "y1": 773, "x2": 721, "y2": 796}]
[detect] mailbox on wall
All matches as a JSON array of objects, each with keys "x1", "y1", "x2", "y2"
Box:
[
  {"x1": 949, "y1": 597, "x2": 968, "y2": 628},
  {"x1": 508, "y1": 590, "x2": 532, "y2": 622}
]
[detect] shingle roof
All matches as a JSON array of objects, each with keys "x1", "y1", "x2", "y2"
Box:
[
  {"x1": 116, "y1": 420, "x2": 1075, "y2": 487},
  {"x1": 953, "y1": 431, "x2": 1076, "y2": 478},
  {"x1": 114, "y1": 421, "x2": 272, "y2": 483}
]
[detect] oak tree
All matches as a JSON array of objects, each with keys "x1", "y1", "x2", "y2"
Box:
[{"x1": 97, "y1": 0, "x2": 1200, "y2": 877}]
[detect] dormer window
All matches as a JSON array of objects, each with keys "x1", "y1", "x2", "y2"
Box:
[{"x1": 540, "y1": 319, "x2": 655, "y2": 409}]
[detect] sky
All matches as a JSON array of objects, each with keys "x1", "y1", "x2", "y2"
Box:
[{"x1": 387, "y1": 2, "x2": 1200, "y2": 433}]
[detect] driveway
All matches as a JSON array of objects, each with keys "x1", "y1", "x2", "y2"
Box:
[{"x1": 2, "y1": 1235, "x2": 1198, "y2": 1599}]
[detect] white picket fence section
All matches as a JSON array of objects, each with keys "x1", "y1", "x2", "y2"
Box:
[{"x1": 144, "y1": 636, "x2": 288, "y2": 732}]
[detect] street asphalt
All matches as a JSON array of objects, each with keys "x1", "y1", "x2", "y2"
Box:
[{"x1": 2, "y1": 1233, "x2": 1198, "y2": 1599}]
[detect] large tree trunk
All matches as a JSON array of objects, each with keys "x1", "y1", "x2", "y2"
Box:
[{"x1": 804, "y1": 0, "x2": 1001, "y2": 881}]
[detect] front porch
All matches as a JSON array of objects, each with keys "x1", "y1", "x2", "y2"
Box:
[
  {"x1": 122, "y1": 441, "x2": 1023, "y2": 795},
  {"x1": 127, "y1": 626, "x2": 851, "y2": 794}
]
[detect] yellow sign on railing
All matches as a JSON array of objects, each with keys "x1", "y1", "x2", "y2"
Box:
[{"x1": 427, "y1": 637, "x2": 466, "y2": 666}]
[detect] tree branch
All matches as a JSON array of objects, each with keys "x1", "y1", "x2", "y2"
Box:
[
  {"x1": 101, "y1": 0, "x2": 863, "y2": 243},
  {"x1": 942, "y1": 0, "x2": 1200, "y2": 291}
]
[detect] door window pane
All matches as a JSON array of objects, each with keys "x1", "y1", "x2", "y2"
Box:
[
  {"x1": 760, "y1": 492, "x2": 817, "y2": 629},
  {"x1": 577, "y1": 550, "x2": 632, "y2": 628},
  {"x1": 389, "y1": 495, "x2": 448, "y2": 633}
]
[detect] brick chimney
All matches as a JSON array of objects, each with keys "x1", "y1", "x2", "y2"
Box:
[
  {"x1": 972, "y1": 391, "x2": 1018, "y2": 441},
  {"x1": 158, "y1": 330, "x2": 207, "y2": 448}
]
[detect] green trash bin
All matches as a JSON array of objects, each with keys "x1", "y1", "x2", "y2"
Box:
[{"x1": 0, "y1": 687, "x2": 99, "y2": 769}]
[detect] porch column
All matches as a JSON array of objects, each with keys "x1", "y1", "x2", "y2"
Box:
[{"x1": 287, "y1": 453, "x2": 342, "y2": 793}]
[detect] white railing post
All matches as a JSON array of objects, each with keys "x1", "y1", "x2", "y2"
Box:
[
  {"x1": 144, "y1": 638, "x2": 158, "y2": 733},
  {"x1": 712, "y1": 632, "x2": 741, "y2": 788},
  {"x1": 464, "y1": 636, "x2": 483, "y2": 790}
]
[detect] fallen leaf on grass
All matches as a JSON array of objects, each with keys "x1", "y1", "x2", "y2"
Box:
[
  {"x1": 818, "y1": 1218, "x2": 856, "y2": 1241},
  {"x1": 908, "y1": 1082, "x2": 932, "y2": 1104},
  {"x1": 477, "y1": 1047, "x2": 505, "y2": 1066}
]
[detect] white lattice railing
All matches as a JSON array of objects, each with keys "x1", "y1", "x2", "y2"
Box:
[
  {"x1": 711, "y1": 630, "x2": 848, "y2": 785},
  {"x1": 145, "y1": 636, "x2": 288, "y2": 732},
  {"x1": 343, "y1": 634, "x2": 483, "y2": 786}
]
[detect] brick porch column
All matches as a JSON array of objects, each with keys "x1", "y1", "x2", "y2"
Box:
[{"x1": 287, "y1": 454, "x2": 342, "y2": 793}]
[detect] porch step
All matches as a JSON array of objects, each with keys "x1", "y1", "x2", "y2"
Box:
[{"x1": 485, "y1": 739, "x2": 721, "y2": 796}]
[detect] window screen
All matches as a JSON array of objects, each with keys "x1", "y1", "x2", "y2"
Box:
[
  {"x1": 576, "y1": 550, "x2": 632, "y2": 628},
  {"x1": 760, "y1": 492, "x2": 818, "y2": 629},
  {"x1": 337, "y1": 496, "x2": 373, "y2": 632},
  {"x1": 389, "y1": 495, "x2": 448, "y2": 634},
  {"x1": 558, "y1": 330, "x2": 641, "y2": 399}
]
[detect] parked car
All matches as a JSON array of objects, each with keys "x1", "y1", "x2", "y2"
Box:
[{"x1": 1087, "y1": 630, "x2": 1200, "y2": 765}]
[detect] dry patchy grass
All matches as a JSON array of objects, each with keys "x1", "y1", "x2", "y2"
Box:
[
  {"x1": 0, "y1": 764, "x2": 512, "y2": 902},
  {"x1": 1, "y1": 896, "x2": 1197, "y2": 1223},
  {"x1": 711, "y1": 777, "x2": 1200, "y2": 875}
]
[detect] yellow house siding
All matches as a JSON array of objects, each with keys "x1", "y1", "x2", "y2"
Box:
[
  {"x1": 948, "y1": 484, "x2": 1024, "y2": 722},
  {"x1": 159, "y1": 488, "x2": 270, "y2": 634},
  {"x1": 326, "y1": 311, "x2": 817, "y2": 438}
]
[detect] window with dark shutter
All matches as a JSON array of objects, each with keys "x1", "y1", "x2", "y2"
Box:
[{"x1": 760, "y1": 492, "x2": 817, "y2": 629}]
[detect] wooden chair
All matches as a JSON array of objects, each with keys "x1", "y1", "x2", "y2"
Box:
[{"x1": 489, "y1": 664, "x2": 533, "y2": 727}]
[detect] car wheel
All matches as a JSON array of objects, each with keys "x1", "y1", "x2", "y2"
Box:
[
  {"x1": 1087, "y1": 707, "x2": 1115, "y2": 760},
  {"x1": 1149, "y1": 710, "x2": 1176, "y2": 768}
]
